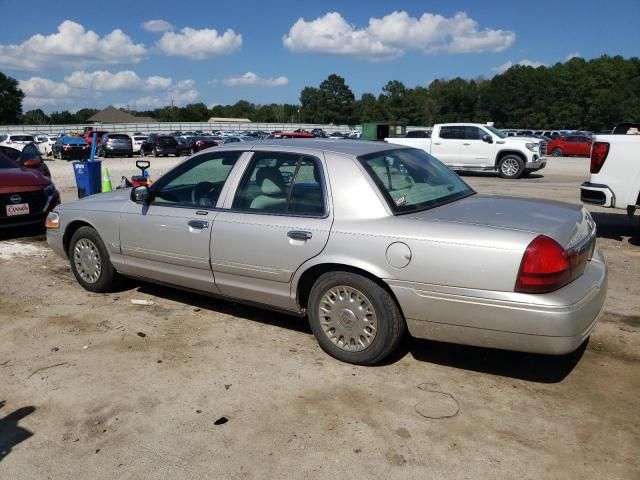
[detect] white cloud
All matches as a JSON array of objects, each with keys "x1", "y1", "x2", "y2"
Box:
[
  {"x1": 565, "y1": 51, "x2": 582, "y2": 61},
  {"x1": 492, "y1": 58, "x2": 547, "y2": 74},
  {"x1": 127, "y1": 79, "x2": 200, "y2": 108},
  {"x1": 0, "y1": 20, "x2": 146, "y2": 71},
  {"x1": 18, "y1": 71, "x2": 194, "y2": 112},
  {"x1": 155, "y1": 27, "x2": 242, "y2": 59},
  {"x1": 64, "y1": 70, "x2": 171, "y2": 91},
  {"x1": 283, "y1": 11, "x2": 515, "y2": 60},
  {"x1": 223, "y1": 72, "x2": 288, "y2": 87},
  {"x1": 142, "y1": 19, "x2": 174, "y2": 33}
]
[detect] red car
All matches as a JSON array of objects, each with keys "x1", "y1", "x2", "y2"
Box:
[
  {"x1": 0, "y1": 151, "x2": 60, "y2": 229},
  {"x1": 547, "y1": 135, "x2": 592, "y2": 157},
  {"x1": 0, "y1": 143, "x2": 51, "y2": 178}
]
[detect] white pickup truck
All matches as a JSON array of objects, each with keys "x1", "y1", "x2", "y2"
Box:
[
  {"x1": 580, "y1": 123, "x2": 640, "y2": 217},
  {"x1": 385, "y1": 123, "x2": 547, "y2": 179}
]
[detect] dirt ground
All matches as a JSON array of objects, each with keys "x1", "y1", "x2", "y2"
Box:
[{"x1": 1, "y1": 155, "x2": 639, "y2": 479}]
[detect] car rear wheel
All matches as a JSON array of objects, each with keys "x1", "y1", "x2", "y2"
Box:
[
  {"x1": 308, "y1": 272, "x2": 405, "y2": 365},
  {"x1": 552, "y1": 148, "x2": 563, "y2": 157},
  {"x1": 498, "y1": 155, "x2": 525, "y2": 179},
  {"x1": 69, "y1": 226, "x2": 124, "y2": 293}
]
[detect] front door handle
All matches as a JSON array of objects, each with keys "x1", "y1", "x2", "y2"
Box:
[
  {"x1": 188, "y1": 219, "x2": 209, "y2": 229},
  {"x1": 287, "y1": 230, "x2": 312, "y2": 241},
  {"x1": 463, "y1": 143, "x2": 471, "y2": 146}
]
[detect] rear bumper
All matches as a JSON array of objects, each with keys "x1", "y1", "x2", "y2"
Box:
[
  {"x1": 105, "y1": 148, "x2": 133, "y2": 155},
  {"x1": 581, "y1": 181, "x2": 615, "y2": 207},
  {"x1": 387, "y1": 250, "x2": 607, "y2": 355}
]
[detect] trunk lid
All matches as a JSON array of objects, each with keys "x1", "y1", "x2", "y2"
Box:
[{"x1": 405, "y1": 194, "x2": 594, "y2": 248}]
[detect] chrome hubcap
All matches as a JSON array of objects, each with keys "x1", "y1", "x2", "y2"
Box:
[
  {"x1": 73, "y1": 238, "x2": 102, "y2": 284},
  {"x1": 318, "y1": 286, "x2": 378, "y2": 352},
  {"x1": 501, "y1": 158, "x2": 520, "y2": 176}
]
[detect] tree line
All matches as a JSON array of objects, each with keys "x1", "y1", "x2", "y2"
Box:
[{"x1": 1, "y1": 55, "x2": 638, "y2": 131}]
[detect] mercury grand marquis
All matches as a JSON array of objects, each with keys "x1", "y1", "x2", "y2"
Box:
[{"x1": 46, "y1": 140, "x2": 607, "y2": 365}]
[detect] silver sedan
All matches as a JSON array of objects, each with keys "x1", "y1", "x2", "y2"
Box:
[{"x1": 46, "y1": 140, "x2": 607, "y2": 365}]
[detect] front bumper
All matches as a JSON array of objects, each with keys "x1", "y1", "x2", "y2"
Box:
[
  {"x1": 387, "y1": 249, "x2": 607, "y2": 355},
  {"x1": 46, "y1": 226, "x2": 66, "y2": 258},
  {"x1": 527, "y1": 155, "x2": 546, "y2": 170},
  {"x1": 581, "y1": 181, "x2": 615, "y2": 207}
]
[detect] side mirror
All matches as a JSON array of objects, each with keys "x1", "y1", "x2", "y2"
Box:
[
  {"x1": 23, "y1": 158, "x2": 42, "y2": 168},
  {"x1": 482, "y1": 135, "x2": 494, "y2": 144},
  {"x1": 131, "y1": 185, "x2": 150, "y2": 203}
]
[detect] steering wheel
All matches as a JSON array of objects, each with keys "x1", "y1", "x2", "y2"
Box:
[{"x1": 191, "y1": 181, "x2": 216, "y2": 207}]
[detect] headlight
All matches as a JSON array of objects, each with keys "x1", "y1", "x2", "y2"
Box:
[
  {"x1": 45, "y1": 211, "x2": 60, "y2": 229},
  {"x1": 525, "y1": 142, "x2": 539, "y2": 152}
]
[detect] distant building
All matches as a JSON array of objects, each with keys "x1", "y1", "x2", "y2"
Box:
[
  {"x1": 87, "y1": 106, "x2": 155, "y2": 124},
  {"x1": 207, "y1": 117, "x2": 251, "y2": 123}
]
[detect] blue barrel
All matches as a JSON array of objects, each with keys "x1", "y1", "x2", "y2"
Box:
[{"x1": 72, "y1": 160, "x2": 101, "y2": 198}]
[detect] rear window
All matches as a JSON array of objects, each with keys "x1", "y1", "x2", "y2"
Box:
[
  {"x1": 133, "y1": 136, "x2": 147, "y2": 141},
  {"x1": 359, "y1": 148, "x2": 475, "y2": 214},
  {"x1": 0, "y1": 153, "x2": 17, "y2": 169},
  {"x1": 63, "y1": 137, "x2": 87, "y2": 145},
  {"x1": 10, "y1": 135, "x2": 34, "y2": 142},
  {"x1": 109, "y1": 134, "x2": 130, "y2": 140},
  {"x1": 158, "y1": 136, "x2": 177, "y2": 142}
]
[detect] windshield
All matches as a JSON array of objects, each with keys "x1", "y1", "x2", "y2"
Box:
[
  {"x1": 358, "y1": 148, "x2": 474, "y2": 214},
  {"x1": 484, "y1": 125, "x2": 506, "y2": 138}
]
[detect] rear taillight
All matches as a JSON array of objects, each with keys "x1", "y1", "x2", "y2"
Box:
[
  {"x1": 590, "y1": 142, "x2": 609, "y2": 174},
  {"x1": 515, "y1": 235, "x2": 571, "y2": 293}
]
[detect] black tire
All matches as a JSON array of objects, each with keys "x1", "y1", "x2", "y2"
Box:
[
  {"x1": 308, "y1": 272, "x2": 405, "y2": 365},
  {"x1": 498, "y1": 155, "x2": 525, "y2": 179},
  {"x1": 153, "y1": 148, "x2": 158, "y2": 157},
  {"x1": 68, "y1": 226, "x2": 124, "y2": 293},
  {"x1": 552, "y1": 148, "x2": 563, "y2": 157},
  {"x1": 128, "y1": 154, "x2": 133, "y2": 158}
]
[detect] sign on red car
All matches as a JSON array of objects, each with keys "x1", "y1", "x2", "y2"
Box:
[{"x1": 6, "y1": 203, "x2": 29, "y2": 216}]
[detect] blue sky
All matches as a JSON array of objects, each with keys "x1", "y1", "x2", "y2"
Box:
[{"x1": 1, "y1": 0, "x2": 638, "y2": 112}]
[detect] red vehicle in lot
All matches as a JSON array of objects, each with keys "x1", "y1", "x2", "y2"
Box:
[
  {"x1": 547, "y1": 134, "x2": 592, "y2": 157},
  {"x1": 82, "y1": 128, "x2": 109, "y2": 146},
  {"x1": 0, "y1": 151, "x2": 60, "y2": 229}
]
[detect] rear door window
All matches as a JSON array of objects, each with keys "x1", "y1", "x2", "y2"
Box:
[
  {"x1": 439, "y1": 126, "x2": 465, "y2": 139},
  {"x1": 232, "y1": 152, "x2": 325, "y2": 216}
]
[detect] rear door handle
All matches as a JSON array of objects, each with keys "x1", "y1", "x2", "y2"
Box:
[
  {"x1": 287, "y1": 230, "x2": 312, "y2": 241},
  {"x1": 463, "y1": 143, "x2": 471, "y2": 146},
  {"x1": 188, "y1": 219, "x2": 209, "y2": 229},
  {"x1": 433, "y1": 142, "x2": 441, "y2": 145}
]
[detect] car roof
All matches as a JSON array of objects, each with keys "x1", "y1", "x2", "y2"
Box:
[{"x1": 213, "y1": 139, "x2": 409, "y2": 157}]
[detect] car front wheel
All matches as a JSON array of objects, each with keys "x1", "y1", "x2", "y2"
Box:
[
  {"x1": 552, "y1": 148, "x2": 563, "y2": 157},
  {"x1": 69, "y1": 226, "x2": 124, "y2": 293},
  {"x1": 498, "y1": 155, "x2": 525, "y2": 179},
  {"x1": 308, "y1": 272, "x2": 405, "y2": 365}
]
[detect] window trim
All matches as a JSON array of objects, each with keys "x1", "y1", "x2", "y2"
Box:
[
  {"x1": 227, "y1": 151, "x2": 329, "y2": 218},
  {"x1": 149, "y1": 150, "x2": 243, "y2": 210},
  {"x1": 357, "y1": 147, "x2": 475, "y2": 216}
]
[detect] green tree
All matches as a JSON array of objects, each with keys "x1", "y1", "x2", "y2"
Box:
[
  {"x1": 0, "y1": 72, "x2": 24, "y2": 124},
  {"x1": 318, "y1": 74, "x2": 355, "y2": 124},
  {"x1": 22, "y1": 109, "x2": 49, "y2": 125}
]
